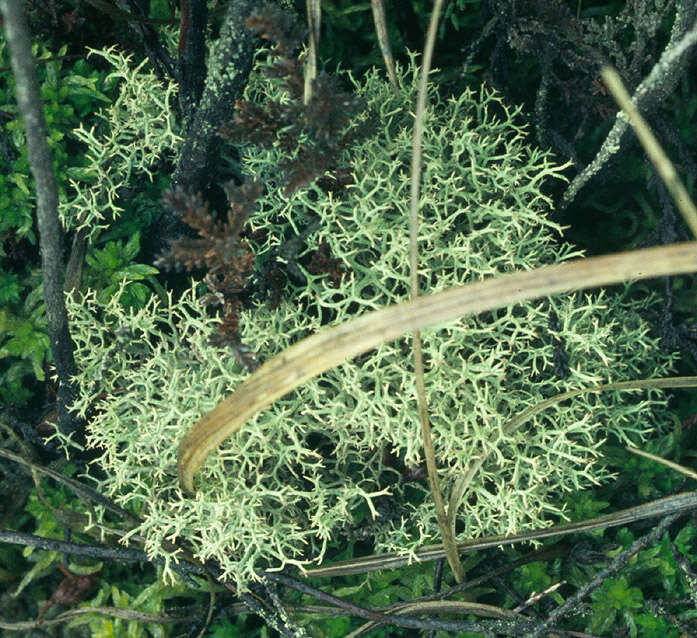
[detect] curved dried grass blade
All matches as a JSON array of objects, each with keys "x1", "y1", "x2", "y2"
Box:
[{"x1": 177, "y1": 241, "x2": 697, "y2": 494}]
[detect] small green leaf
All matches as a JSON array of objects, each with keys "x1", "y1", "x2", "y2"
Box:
[
  {"x1": 0, "y1": 271, "x2": 23, "y2": 304},
  {"x1": 9, "y1": 173, "x2": 30, "y2": 195},
  {"x1": 121, "y1": 263, "x2": 159, "y2": 279}
]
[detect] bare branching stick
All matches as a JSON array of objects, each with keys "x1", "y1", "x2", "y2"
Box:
[
  {"x1": 529, "y1": 509, "x2": 680, "y2": 637},
  {"x1": 0, "y1": 448, "x2": 140, "y2": 524},
  {"x1": 263, "y1": 570, "x2": 532, "y2": 634},
  {"x1": 0, "y1": 605, "x2": 199, "y2": 632},
  {"x1": 561, "y1": 14, "x2": 697, "y2": 208},
  {"x1": 171, "y1": 0, "x2": 256, "y2": 193},
  {"x1": 177, "y1": 241, "x2": 697, "y2": 494},
  {"x1": 0, "y1": 529, "x2": 180, "y2": 569},
  {"x1": 601, "y1": 66, "x2": 697, "y2": 237},
  {"x1": 345, "y1": 600, "x2": 517, "y2": 638}
]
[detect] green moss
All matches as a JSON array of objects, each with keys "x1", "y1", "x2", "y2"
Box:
[
  {"x1": 0, "y1": 38, "x2": 117, "y2": 405},
  {"x1": 65, "y1": 60, "x2": 676, "y2": 590}
]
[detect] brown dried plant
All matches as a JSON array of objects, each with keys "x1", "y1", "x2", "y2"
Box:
[{"x1": 222, "y1": 3, "x2": 371, "y2": 195}]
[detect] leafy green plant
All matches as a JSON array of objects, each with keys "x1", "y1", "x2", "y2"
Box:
[
  {"x1": 8, "y1": 465, "x2": 93, "y2": 605},
  {"x1": 589, "y1": 575, "x2": 644, "y2": 635},
  {"x1": 561, "y1": 517, "x2": 697, "y2": 637},
  {"x1": 0, "y1": 268, "x2": 49, "y2": 405},
  {"x1": 318, "y1": 0, "x2": 481, "y2": 75},
  {"x1": 0, "y1": 39, "x2": 111, "y2": 242},
  {"x1": 295, "y1": 561, "x2": 440, "y2": 637},
  {"x1": 511, "y1": 560, "x2": 557, "y2": 602},
  {"x1": 0, "y1": 35, "x2": 113, "y2": 407},
  {"x1": 604, "y1": 429, "x2": 687, "y2": 501},
  {"x1": 71, "y1": 577, "x2": 192, "y2": 638},
  {"x1": 633, "y1": 615, "x2": 682, "y2": 638},
  {"x1": 83, "y1": 231, "x2": 161, "y2": 310},
  {"x1": 207, "y1": 617, "x2": 252, "y2": 638},
  {"x1": 0, "y1": 36, "x2": 178, "y2": 407}
]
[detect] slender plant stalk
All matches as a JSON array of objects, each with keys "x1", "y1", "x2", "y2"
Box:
[
  {"x1": 601, "y1": 66, "x2": 697, "y2": 237},
  {"x1": 304, "y1": 0, "x2": 321, "y2": 104},
  {"x1": 407, "y1": 0, "x2": 464, "y2": 583},
  {"x1": 177, "y1": 241, "x2": 697, "y2": 494},
  {"x1": 370, "y1": 0, "x2": 398, "y2": 94},
  {"x1": 0, "y1": 447, "x2": 143, "y2": 527},
  {"x1": 447, "y1": 376, "x2": 697, "y2": 528},
  {"x1": 346, "y1": 600, "x2": 517, "y2": 638},
  {"x1": 627, "y1": 445, "x2": 697, "y2": 482},
  {"x1": 304, "y1": 490, "x2": 697, "y2": 578}
]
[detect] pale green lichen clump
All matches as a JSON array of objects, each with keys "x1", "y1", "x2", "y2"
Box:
[
  {"x1": 66, "y1": 61, "x2": 676, "y2": 589},
  {"x1": 60, "y1": 46, "x2": 181, "y2": 239}
]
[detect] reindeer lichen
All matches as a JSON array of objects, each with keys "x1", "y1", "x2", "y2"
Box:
[
  {"x1": 65, "y1": 59, "x2": 676, "y2": 589},
  {"x1": 60, "y1": 46, "x2": 181, "y2": 239}
]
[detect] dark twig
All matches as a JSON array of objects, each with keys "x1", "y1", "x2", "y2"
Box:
[
  {"x1": 646, "y1": 599, "x2": 697, "y2": 638},
  {"x1": 171, "y1": 0, "x2": 257, "y2": 194},
  {"x1": 672, "y1": 542, "x2": 697, "y2": 608},
  {"x1": 149, "y1": 0, "x2": 258, "y2": 263},
  {"x1": 0, "y1": 448, "x2": 141, "y2": 525},
  {"x1": 215, "y1": 577, "x2": 305, "y2": 638},
  {"x1": 561, "y1": 9, "x2": 697, "y2": 209},
  {"x1": 0, "y1": 605, "x2": 201, "y2": 632},
  {"x1": 177, "y1": 0, "x2": 208, "y2": 119},
  {"x1": 120, "y1": 0, "x2": 177, "y2": 82},
  {"x1": 258, "y1": 577, "x2": 304, "y2": 638},
  {"x1": 84, "y1": 0, "x2": 176, "y2": 25},
  {"x1": 427, "y1": 558, "x2": 445, "y2": 638},
  {"x1": 263, "y1": 570, "x2": 538, "y2": 635},
  {"x1": 529, "y1": 512, "x2": 681, "y2": 637},
  {"x1": 0, "y1": 0, "x2": 82, "y2": 439},
  {"x1": 416, "y1": 545, "x2": 569, "y2": 607},
  {"x1": 0, "y1": 529, "x2": 204, "y2": 578}
]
